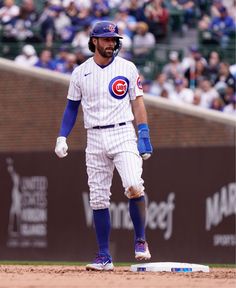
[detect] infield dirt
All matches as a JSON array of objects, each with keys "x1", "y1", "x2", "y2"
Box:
[{"x1": 0, "y1": 265, "x2": 235, "y2": 288}]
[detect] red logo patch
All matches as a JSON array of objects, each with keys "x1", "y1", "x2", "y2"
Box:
[
  {"x1": 109, "y1": 76, "x2": 129, "y2": 99},
  {"x1": 137, "y1": 76, "x2": 143, "y2": 90},
  {"x1": 108, "y1": 24, "x2": 115, "y2": 32},
  {"x1": 112, "y1": 80, "x2": 127, "y2": 96}
]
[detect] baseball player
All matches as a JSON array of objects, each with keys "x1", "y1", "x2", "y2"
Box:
[{"x1": 55, "y1": 21, "x2": 153, "y2": 271}]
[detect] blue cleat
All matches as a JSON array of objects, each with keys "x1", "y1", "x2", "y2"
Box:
[
  {"x1": 86, "y1": 254, "x2": 114, "y2": 271},
  {"x1": 135, "y1": 239, "x2": 151, "y2": 260}
]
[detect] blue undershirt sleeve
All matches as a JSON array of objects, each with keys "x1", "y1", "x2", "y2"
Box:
[{"x1": 59, "y1": 99, "x2": 81, "y2": 137}]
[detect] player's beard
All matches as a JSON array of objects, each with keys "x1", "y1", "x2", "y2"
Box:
[{"x1": 97, "y1": 42, "x2": 114, "y2": 58}]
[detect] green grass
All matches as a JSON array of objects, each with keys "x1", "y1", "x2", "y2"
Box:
[
  {"x1": 0, "y1": 261, "x2": 86, "y2": 266},
  {"x1": 208, "y1": 263, "x2": 236, "y2": 268},
  {"x1": 0, "y1": 261, "x2": 235, "y2": 268},
  {"x1": 0, "y1": 260, "x2": 133, "y2": 266}
]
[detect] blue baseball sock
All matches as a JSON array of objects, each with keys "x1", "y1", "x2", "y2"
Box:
[
  {"x1": 129, "y1": 196, "x2": 146, "y2": 242},
  {"x1": 93, "y1": 208, "x2": 111, "y2": 256}
]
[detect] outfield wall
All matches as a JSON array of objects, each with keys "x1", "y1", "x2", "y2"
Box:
[{"x1": 0, "y1": 58, "x2": 235, "y2": 263}]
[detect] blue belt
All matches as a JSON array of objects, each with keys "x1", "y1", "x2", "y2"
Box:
[{"x1": 93, "y1": 122, "x2": 126, "y2": 129}]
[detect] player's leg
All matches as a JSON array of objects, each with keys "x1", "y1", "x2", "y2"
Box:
[
  {"x1": 85, "y1": 131, "x2": 115, "y2": 270},
  {"x1": 113, "y1": 150, "x2": 151, "y2": 260}
]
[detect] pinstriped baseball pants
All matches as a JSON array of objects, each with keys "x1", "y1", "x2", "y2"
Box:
[{"x1": 86, "y1": 122, "x2": 145, "y2": 210}]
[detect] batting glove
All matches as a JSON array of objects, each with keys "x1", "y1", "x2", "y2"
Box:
[
  {"x1": 55, "y1": 136, "x2": 68, "y2": 158},
  {"x1": 137, "y1": 123, "x2": 153, "y2": 160}
]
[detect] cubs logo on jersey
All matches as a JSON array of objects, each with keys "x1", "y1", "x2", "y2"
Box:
[
  {"x1": 137, "y1": 76, "x2": 143, "y2": 90},
  {"x1": 109, "y1": 76, "x2": 129, "y2": 99}
]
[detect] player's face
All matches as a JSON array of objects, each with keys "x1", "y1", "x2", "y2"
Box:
[{"x1": 96, "y1": 38, "x2": 116, "y2": 58}]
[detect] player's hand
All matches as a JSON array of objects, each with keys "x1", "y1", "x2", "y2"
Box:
[
  {"x1": 137, "y1": 123, "x2": 153, "y2": 160},
  {"x1": 55, "y1": 136, "x2": 68, "y2": 158}
]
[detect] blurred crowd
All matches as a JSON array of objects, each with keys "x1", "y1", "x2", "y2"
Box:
[
  {"x1": 198, "y1": 0, "x2": 236, "y2": 48},
  {"x1": 0, "y1": 0, "x2": 235, "y2": 115},
  {"x1": 142, "y1": 46, "x2": 236, "y2": 115}
]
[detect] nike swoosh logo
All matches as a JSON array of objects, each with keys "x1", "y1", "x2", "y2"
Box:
[
  {"x1": 84, "y1": 72, "x2": 92, "y2": 77},
  {"x1": 102, "y1": 260, "x2": 110, "y2": 266}
]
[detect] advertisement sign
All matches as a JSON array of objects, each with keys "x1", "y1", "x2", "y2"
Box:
[{"x1": 0, "y1": 148, "x2": 235, "y2": 263}]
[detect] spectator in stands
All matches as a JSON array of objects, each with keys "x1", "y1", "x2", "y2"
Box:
[
  {"x1": 34, "y1": 49, "x2": 55, "y2": 70},
  {"x1": 126, "y1": 0, "x2": 147, "y2": 22},
  {"x1": 192, "y1": 88, "x2": 202, "y2": 106},
  {"x1": 210, "y1": 0, "x2": 224, "y2": 18},
  {"x1": 144, "y1": 0, "x2": 169, "y2": 42},
  {"x1": 223, "y1": 94, "x2": 236, "y2": 115},
  {"x1": 63, "y1": 0, "x2": 78, "y2": 19},
  {"x1": 64, "y1": 1, "x2": 93, "y2": 31},
  {"x1": 71, "y1": 24, "x2": 93, "y2": 58},
  {"x1": 9, "y1": 0, "x2": 40, "y2": 43},
  {"x1": 52, "y1": 3, "x2": 73, "y2": 43},
  {"x1": 229, "y1": 63, "x2": 236, "y2": 79},
  {"x1": 108, "y1": 0, "x2": 123, "y2": 10},
  {"x1": 210, "y1": 97, "x2": 225, "y2": 111},
  {"x1": 214, "y1": 62, "x2": 236, "y2": 103},
  {"x1": 208, "y1": 6, "x2": 235, "y2": 48},
  {"x1": 37, "y1": 2, "x2": 58, "y2": 47},
  {"x1": 0, "y1": 0, "x2": 20, "y2": 42},
  {"x1": 142, "y1": 79, "x2": 152, "y2": 94},
  {"x1": 14, "y1": 44, "x2": 38, "y2": 66},
  {"x1": 181, "y1": 44, "x2": 207, "y2": 73},
  {"x1": 206, "y1": 50, "x2": 221, "y2": 84},
  {"x1": 92, "y1": 0, "x2": 110, "y2": 20},
  {"x1": 169, "y1": 0, "x2": 195, "y2": 28},
  {"x1": 162, "y1": 50, "x2": 184, "y2": 83},
  {"x1": 0, "y1": 0, "x2": 19, "y2": 23},
  {"x1": 38, "y1": 1, "x2": 73, "y2": 45},
  {"x1": 198, "y1": 13, "x2": 211, "y2": 31},
  {"x1": 116, "y1": 21, "x2": 132, "y2": 60},
  {"x1": 184, "y1": 57, "x2": 209, "y2": 90},
  {"x1": 132, "y1": 21, "x2": 155, "y2": 58},
  {"x1": 197, "y1": 78, "x2": 219, "y2": 108},
  {"x1": 228, "y1": 0, "x2": 236, "y2": 22},
  {"x1": 63, "y1": 0, "x2": 91, "y2": 11},
  {"x1": 170, "y1": 78, "x2": 194, "y2": 104},
  {"x1": 114, "y1": 7, "x2": 137, "y2": 39},
  {"x1": 149, "y1": 72, "x2": 174, "y2": 97},
  {"x1": 62, "y1": 52, "x2": 77, "y2": 74},
  {"x1": 53, "y1": 45, "x2": 70, "y2": 73},
  {"x1": 223, "y1": 84, "x2": 236, "y2": 106},
  {"x1": 73, "y1": 46, "x2": 87, "y2": 65}
]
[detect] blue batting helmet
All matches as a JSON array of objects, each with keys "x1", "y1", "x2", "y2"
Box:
[
  {"x1": 88, "y1": 21, "x2": 123, "y2": 54},
  {"x1": 90, "y1": 21, "x2": 123, "y2": 39}
]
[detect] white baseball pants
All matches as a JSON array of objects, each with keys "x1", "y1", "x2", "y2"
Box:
[{"x1": 86, "y1": 122, "x2": 145, "y2": 210}]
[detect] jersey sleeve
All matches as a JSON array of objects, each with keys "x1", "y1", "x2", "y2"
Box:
[
  {"x1": 67, "y1": 68, "x2": 82, "y2": 101},
  {"x1": 129, "y1": 64, "x2": 144, "y2": 100}
]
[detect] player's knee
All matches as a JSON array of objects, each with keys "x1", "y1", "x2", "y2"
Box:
[
  {"x1": 125, "y1": 184, "x2": 144, "y2": 199},
  {"x1": 90, "y1": 199, "x2": 110, "y2": 210}
]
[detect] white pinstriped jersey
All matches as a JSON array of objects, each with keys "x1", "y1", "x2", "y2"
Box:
[{"x1": 67, "y1": 56, "x2": 143, "y2": 129}]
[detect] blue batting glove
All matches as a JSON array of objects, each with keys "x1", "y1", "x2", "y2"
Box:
[{"x1": 137, "y1": 123, "x2": 153, "y2": 160}]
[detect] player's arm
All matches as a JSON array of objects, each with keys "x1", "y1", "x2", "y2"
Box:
[
  {"x1": 131, "y1": 95, "x2": 147, "y2": 124},
  {"x1": 55, "y1": 99, "x2": 80, "y2": 158},
  {"x1": 131, "y1": 96, "x2": 153, "y2": 160}
]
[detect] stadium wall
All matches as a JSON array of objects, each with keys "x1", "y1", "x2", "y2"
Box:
[{"x1": 0, "y1": 58, "x2": 235, "y2": 263}]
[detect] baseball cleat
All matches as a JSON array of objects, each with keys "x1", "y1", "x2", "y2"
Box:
[
  {"x1": 86, "y1": 254, "x2": 114, "y2": 271},
  {"x1": 135, "y1": 239, "x2": 151, "y2": 260}
]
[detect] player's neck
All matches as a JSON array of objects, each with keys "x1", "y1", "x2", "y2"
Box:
[{"x1": 93, "y1": 54, "x2": 113, "y2": 67}]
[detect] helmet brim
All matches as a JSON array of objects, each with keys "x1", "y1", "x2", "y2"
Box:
[{"x1": 91, "y1": 32, "x2": 123, "y2": 39}]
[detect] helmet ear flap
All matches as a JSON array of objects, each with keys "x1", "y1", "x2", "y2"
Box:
[
  {"x1": 88, "y1": 37, "x2": 95, "y2": 52},
  {"x1": 114, "y1": 39, "x2": 120, "y2": 51},
  {"x1": 114, "y1": 39, "x2": 122, "y2": 57}
]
